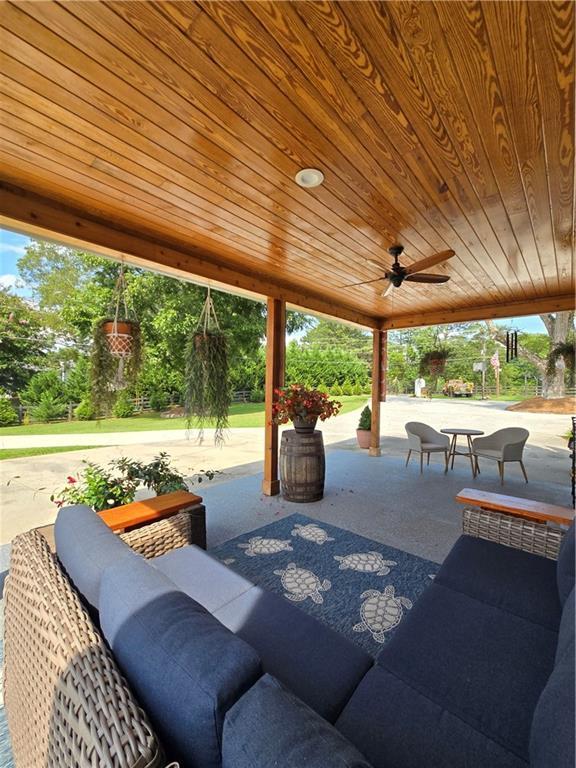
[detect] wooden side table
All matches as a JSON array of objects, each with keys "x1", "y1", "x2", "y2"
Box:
[{"x1": 441, "y1": 428, "x2": 484, "y2": 476}]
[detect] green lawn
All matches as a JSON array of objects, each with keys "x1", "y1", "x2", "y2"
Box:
[
  {"x1": 0, "y1": 445, "x2": 103, "y2": 461},
  {"x1": 0, "y1": 396, "x2": 368, "y2": 436}
]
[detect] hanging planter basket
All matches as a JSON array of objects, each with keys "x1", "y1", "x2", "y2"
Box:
[
  {"x1": 184, "y1": 288, "x2": 230, "y2": 445},
  {"x1": 90, "y1": 266, "x2": 142, "y2": 416},
  {"x1": 420, "y1": 349, "x2": 451, "y2": 377},
  {"x1": 101, "y1": 319, "x2": 137, "y2": 357}
]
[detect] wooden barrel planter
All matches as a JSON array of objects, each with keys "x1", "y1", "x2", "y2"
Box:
[{"x1": 280, "y1": 430, "x2": 325, "y2": 502}]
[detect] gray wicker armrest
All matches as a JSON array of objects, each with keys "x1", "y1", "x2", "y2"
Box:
[
  {"x1": 462, "y1": 506, "x2": 566, "y2": 560},
  {"x1": 4, "y1": 529, "x2": 164, "y2": 766}
]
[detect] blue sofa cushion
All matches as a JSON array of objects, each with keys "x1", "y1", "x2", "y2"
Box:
[
  {"x1": 54, "y1": 504, "x2": 138, "y2": 611},
  {"x1": 557, "y1": 521, "x2": 575, "y2": 606},
  {"x1": 337, "y1": 582, "x2": 556, "y2": 767},
  {"x1": 152, "y1": 544, "x2": 254, "y2": 611},
  {"x1": 434, "y1": 535, "x2": 561, "y2": 630},
  {"x1": 530, "y1": 590, "x2": 575, "y2": 768},
  {"x1": 99, "y1": 556, "x2": 262, "y2": 768},
  {"x1": 222, "y1": 674, "x2": 373, "y2": 768},
  {"x1": 337, "y1": 665, "x2": 527, "y2": 768},
  {"x1": 214, "y1": 585, "x2": 373, "y2": 722},
  {"x1": 376, "y1": 583, "x2": 557, "y2": 761}
]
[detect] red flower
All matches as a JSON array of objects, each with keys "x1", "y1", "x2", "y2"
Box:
[{"x1": 67, "y1": 476, "x2": 77, "y2": 484}]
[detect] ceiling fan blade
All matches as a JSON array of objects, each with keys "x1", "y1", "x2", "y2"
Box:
[
  {"x1": 404, "y1": 273, "x2": 451, "y2": 284},
  {"x1": 340, "y1": 276, "x2": 386, "y2": 288},
  {"x1": 404, "y1": 249, "x2": 455, "y2": 275},
  {"x1": 382, "y1": 280, "x2": 395, "y2": 297}
]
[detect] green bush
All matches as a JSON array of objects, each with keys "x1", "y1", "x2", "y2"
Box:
[
  {"x1": 75, "y1": 398, "x2": 96, "y2": 421},
  {"x1": 331, "y1": 383, "x2": 343, "y2": 396},
  {"x1": 149, "y1": 389, "x2": 168, "y2": 412},
  {"x1": 249, "y1": 388, "x2": 265, "y2": 402},
  {"x1": 358, "y1": 405, "x2": 371, "y2": 430},
  {"x1": 22, "y1": 369, "x2": 65, "y2": 405},
  {"x1": 113, "y1": 390, "x2": 135, "y2": 418},
  {"x1": 341, "y1": 378, "x2": 353, "y2": 396},
  {"x1": 352, "y1": 380, "x2": 363, "y2": 395},
  {"x1": 0, "y1": 395, "x2": 18, "y2": 426},
  {"x1": 30, "y1": 391, "x2": 67, "y2": 423}
]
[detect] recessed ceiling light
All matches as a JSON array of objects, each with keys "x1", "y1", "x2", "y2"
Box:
[{"x1": 295, "y1": 168, "x2": 324, "y2": 188}]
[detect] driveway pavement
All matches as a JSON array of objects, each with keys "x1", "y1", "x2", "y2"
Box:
[{"x1": 1, "y1": 396, "x2": 571, "y2": 545}]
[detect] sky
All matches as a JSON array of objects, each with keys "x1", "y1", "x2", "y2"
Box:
[{"x1": 0, "y1": 227, "x2": 547, "y2": 333}]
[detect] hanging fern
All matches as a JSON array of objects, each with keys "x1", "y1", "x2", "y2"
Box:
[
  {"x1": 185, "y1": 329, "x2": 230, "y2": 445},
  {"x1": 546, "y1": 342, "x2": 576, "y2": 381}
]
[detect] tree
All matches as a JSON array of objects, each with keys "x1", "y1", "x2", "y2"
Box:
[
  {"x1": 0, "y1": 288, "x2": 48, "y2": 393},
  {"x1": 302, "y1": 319, "x2": 372, "y2": 362},
  {"x1": 486, "y1": 312, "x2": 575, "y2": 398}
]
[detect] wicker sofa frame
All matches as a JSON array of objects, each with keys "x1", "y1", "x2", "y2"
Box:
[{"x1": 3, "y1": 509, "x2": 200, "y2": 767}]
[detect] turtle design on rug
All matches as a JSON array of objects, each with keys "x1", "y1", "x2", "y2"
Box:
[
  {"x1": 238, "y1": 537, "x2": 293, "y2": 557},
  {"x1": 353, "y1": 586, "x2": 413, "y2": 643},
  {"x1": 334, "y1": 551, "x2": 397, "y2": 576},
  {"x1": 291, "y1": 523, "x2": 335, "y2": 545},
  {"x1": 274, "y1": 563, "x2": 331, "y2": 604}
]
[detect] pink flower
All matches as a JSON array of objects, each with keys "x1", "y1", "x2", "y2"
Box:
[{"x1": 67, "y1": 476, "x2": 77, "y2": 484}]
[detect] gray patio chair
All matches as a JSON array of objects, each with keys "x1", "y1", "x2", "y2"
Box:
[
  {"x1": 405, "y1": 421, "x2": 450, "y2": 474},
  {"x1": 471, "y1": 427, "x2": 529, "y2": 485}
]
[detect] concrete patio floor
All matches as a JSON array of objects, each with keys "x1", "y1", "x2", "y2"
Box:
[{"x1": 1, "y1": 396, "x2": 572, "y2": 549}]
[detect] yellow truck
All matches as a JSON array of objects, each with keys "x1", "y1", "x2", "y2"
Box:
[{"x1": 442, "y1": 379, "x2": 474, "y2": 397}]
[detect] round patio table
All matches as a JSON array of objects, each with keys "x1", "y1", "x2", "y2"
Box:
[{"x1": 441, "y1": 428, "x2": 484, "y2": 476}]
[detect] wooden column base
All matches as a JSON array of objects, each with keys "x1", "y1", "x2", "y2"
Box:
[
  {"x1": 368, "y1": 447, "x2": 382, "y2": 457},
  {"x1": 262, "y1": 478, "x2": 281, "y2": 496}
]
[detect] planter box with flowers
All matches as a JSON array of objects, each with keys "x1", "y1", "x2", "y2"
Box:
[
  {"x1": 52, "y1": 452, "x2": 215, "y2": 511},
  {"x1": 271, "y1": 385, "x2": 341, "y2": 502}
]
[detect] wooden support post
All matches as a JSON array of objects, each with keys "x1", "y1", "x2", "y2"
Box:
[
  {"x1": 369, "y1": 330, "x2": 387, "y2": 456},
  {"x1": 262, "y1": 298, "x2": 286, "y2": 495}
]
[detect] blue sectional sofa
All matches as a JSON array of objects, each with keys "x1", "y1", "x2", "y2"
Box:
[{"x1": 49, "y1": 505, "x2": 575, "y2": 768}]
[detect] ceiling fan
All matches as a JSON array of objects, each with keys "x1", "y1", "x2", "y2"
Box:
[{"x1": 343, "y1": 245, "x2": 455, "y2": 297}]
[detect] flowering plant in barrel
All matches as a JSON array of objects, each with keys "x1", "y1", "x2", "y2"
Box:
[{"x1": 272, "y1": 384, "x2": 341, "y2": 433}]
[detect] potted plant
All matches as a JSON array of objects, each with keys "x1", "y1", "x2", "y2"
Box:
[
  {"x1": 271, "y1": 384, "x2": 342, "y2": 433},
  {"x1": 51, "y1": 452, "x2": 216, "y2": 511},
  {"x1": 90, "y1": 266, "x2": 142, "y2": 416},
  {"x1": 420, "y1": 348, "x2": 451, "y2": 377},
  {"x1": 356, "y1": 405, "x2": 372, "y2": 448},
  {"x1": 184, "y1": 288, "x2": 230, "y2": 445}
]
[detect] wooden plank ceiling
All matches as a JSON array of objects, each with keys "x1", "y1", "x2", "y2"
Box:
[{"x1": 0, "y1": 0, "x2": 574, "y2": 328}]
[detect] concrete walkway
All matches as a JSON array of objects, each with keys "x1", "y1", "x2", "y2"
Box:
[{"x1": 0, "y1": 396, "x2": 571, "y2": 545}]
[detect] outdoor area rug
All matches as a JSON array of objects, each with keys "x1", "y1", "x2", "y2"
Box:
[{"x1": 210, "y1": 513, "x2": 439, "y2": 657}]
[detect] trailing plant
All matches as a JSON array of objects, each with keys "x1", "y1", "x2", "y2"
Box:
[
  {"x1": 51, "y1": 452, "x2": 216, "y2": 510},
  {"x1": 419, "y1": 348, "x2": 451, "y2": 376},
  {"x1": 89, "y1": 265, "x2": 142, "y2": 417},
  {"x1": 357, "y1": 405, "x2": 372, "y2": 431},
  {"x1": 184, "y1": 289, "x2": 230, "y2": 445},
  {"x1": 546, "y1": 342, "x2": 575, "y2": 384},
  {"x1": 271, "y1": 384, "x2": 341, "y2": 425}
]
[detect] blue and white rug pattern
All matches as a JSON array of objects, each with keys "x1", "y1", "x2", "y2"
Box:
[{"x1": 210, "y1": 514, "x2": 439, "y2": 656}]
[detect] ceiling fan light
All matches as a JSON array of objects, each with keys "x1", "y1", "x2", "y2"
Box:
[{"x1": 295, "y1": 168, "x2": 324, "y2": 188}]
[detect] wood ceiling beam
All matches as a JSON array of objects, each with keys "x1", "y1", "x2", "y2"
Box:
[
  {"x1": 0, "y1": 181, "x2": 379, "y2": 329},
  {"x1": 380, "y1": 294, "x2": 576, "y2": 331}
]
